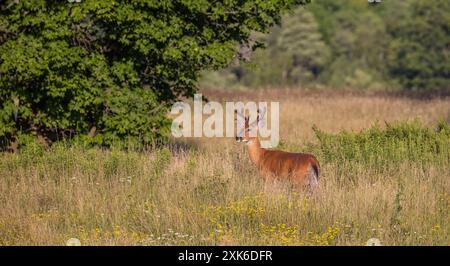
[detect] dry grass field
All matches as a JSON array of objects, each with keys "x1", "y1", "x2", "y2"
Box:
[{"x1": 0, "y1": 89, "x2": 449, "y2": 246}]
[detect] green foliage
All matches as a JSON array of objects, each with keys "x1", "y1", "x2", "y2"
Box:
[
  {"x1": 321, "y1": 2, "x2": 389, "y2": 89},
  {"x1": 313, "y1": 120, "x2": 450, "y2": 171},
  {"x1": 275, "y1": 8, "x2": 330, "y2": 85},
  {"x1": 386, "y1": 0, "x2": 450, "y2": 90},
  {"x1": 209, "y1": 7, "x2": 329, "y2": 88},
  {"x1": 203, "y1": 0, "x2": 450, "y2": 91},
  {"x1": 0, "y1": 0, "x2": 309, "y2": 149}
]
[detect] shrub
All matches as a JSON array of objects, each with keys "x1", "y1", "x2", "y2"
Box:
[{"x1": 313, "y1": 120, "x2": 450, "y2": 171}]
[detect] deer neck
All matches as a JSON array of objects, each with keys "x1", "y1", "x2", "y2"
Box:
[{"x1": 246, "y1": 138, "x2": 265, "y2": 166}]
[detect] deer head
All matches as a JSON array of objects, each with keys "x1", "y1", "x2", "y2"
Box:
[{"x1": 235, "y1": 107, "x2": 266, "y2": 145}]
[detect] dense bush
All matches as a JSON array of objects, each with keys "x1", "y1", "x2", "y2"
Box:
[
  {"x1": 313, "y1": 120, "x2": 450, "y2": 170},
  {"x1": 0, "y1": 0, "x2": 308, "y2": 150}
]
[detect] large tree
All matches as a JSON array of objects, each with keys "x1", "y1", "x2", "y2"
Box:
[
  {"x1": 276, "y1": 8, "x2": 330, "y2": 85},
  {"x1": 387, "y1": 0, "x2": 450, "y2": 90},
  {"x1": 0, "y1": 0, "x2": 309, "y2": 150}
]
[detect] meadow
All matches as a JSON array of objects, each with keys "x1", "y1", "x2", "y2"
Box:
[{"x1": 0, "y1": 89, "x2": 449, "y2": 246}]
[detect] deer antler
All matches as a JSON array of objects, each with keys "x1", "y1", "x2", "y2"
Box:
[
  {"x1": 234, "y1": 108, "x2": 245, "y2": 119},
  {"x1": 248, "y1": 107, "x2": 266, "y2": 128}
]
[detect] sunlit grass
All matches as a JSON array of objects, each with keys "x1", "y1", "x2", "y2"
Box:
[{"x1": 0, "y1": 90, "x2": 449, "y2": 246}]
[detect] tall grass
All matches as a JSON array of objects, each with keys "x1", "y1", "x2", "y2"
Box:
[
  {"x1": 0, "y1": 121, "x2": 448, "y2": 245},
  {"x1": 0, "y1": 90, "x2": 449, "y2": 246}
]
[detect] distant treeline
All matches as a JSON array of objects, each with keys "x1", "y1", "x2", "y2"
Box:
[{"x1": 201, "y1": 0, "x2": 450, "y2": 91}]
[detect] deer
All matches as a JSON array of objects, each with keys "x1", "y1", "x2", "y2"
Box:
[{"x1": 235, "y1": 108, "x2": 320, "y2": 190}]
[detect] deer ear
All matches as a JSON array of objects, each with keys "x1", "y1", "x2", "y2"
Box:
[{"x1": 235, "y1": 108, "x2": 245, "y2": 121}]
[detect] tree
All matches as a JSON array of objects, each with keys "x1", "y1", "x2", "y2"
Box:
[
  {"x1": 222, "y1": 7, "x2": 329, "y2": 88},
  {"x1": 387, "y1": 0, "x2": 450, "y2": 90},
  {"x1": 0, "y1": 0, "x2": 309, "y2": 150},
  {"x1": 276, "y1": 8, "x2": 330, "y2": 85},
  {"x1": 325, "y1": 8, "x2": 388, "y2": 89}
]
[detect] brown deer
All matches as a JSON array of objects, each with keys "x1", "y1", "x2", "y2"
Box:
[{"x1": 235, "y1": 109, "x2": 320, "y2": 190}]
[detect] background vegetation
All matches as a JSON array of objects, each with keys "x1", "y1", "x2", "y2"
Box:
[{"x1": 200, "y1": 0, "x2": 450, "y2": 91}]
